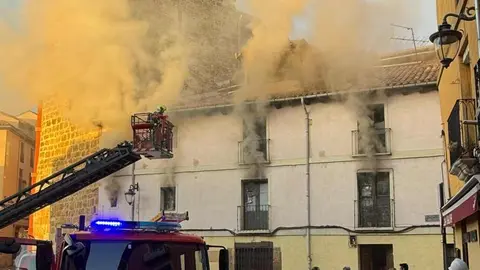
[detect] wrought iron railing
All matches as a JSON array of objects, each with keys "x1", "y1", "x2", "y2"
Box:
[
  {"x1": 354, "y1": 199, "x2": 395, "y2": 228},
  {"x1": 238, "y1": 139, "x2": 270, "y2": 164},
  {"x1": 447, "y1": 99, "x2": 478, "y2": 166},
  {"x1": 352, "y1": 128, "x2": 392, "y2": 156},
  {"x1": 237, "y1": 204, "x2": 270, "y2": 231}
]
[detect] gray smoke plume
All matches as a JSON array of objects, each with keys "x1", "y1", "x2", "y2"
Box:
[
  {"x1": 164, "y1": 160, "x2": 177, "y2": 186},
  {"x1": 346, "y1": 92, "x2": 387, "y2": 170},
  {"x1": 103, "y1": 176, "x2": 120, "y2": 208},
  {"x1": 238, "y1": 103, "x2": 268, "y2": 179}
]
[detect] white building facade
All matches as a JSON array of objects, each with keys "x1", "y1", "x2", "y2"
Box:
[{"x1": 97, "y1": 78, "x2": 451, "y2": 269}]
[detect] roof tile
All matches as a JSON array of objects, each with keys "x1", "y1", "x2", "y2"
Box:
[{"x1": 173, "y1": 47, "x2": 441, "y2": 110}]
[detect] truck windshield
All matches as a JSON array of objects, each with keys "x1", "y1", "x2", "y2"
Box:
[{"x1": 61, "y1": 241, "x2": 209, "y2": 270}]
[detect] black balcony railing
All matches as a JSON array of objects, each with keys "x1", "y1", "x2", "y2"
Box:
[
  {"x1": 354, "y1": 199, "x2": 394, "y2": 228},
  {"x1": 238, "y1": 139, "x2": 270, "y2": 164},
  {"x1": 448, "y1": 99, "x2": 478, "y2": 166},
  {"x1": 237, "y1": 204, "x2": 270, "y2": 231},
  {"x1": 352, "y1": 128, "x2": 392, "y2": 156}
]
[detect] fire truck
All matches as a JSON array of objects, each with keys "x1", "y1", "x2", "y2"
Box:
[{"x1": 0, "y1": 111, "x2": 229, "y2": 270}]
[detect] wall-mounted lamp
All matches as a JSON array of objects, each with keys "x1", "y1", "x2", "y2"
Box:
[
  {"x1": 430, "y1": 7, "x2": 476, "y2": 68},
  {"x1": 349, "y1": 235, "x2": 357, "y2": 248},
  {"x1": 124, "y1": 183, "x2": 139, "y2": 206}
]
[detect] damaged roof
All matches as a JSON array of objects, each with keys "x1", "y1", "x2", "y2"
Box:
[{"x1": 173, "y1": 44, "x2": 440, "y2": 111}]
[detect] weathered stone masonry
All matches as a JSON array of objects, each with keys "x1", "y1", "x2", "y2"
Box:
[{"x1": 32, "y1": 100, "x2": 101, "y2": 240}]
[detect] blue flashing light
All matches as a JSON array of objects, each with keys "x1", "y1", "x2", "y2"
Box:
[
  {"x1": 93, "y1": 220, "x2": 123, "y2": 227},
  {"x1": 90, "y1": 219, "x2": 181, "y2": 232}
]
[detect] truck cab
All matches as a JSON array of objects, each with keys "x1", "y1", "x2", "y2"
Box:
[
  {"x1": 58, "y1": 219, "x2": 227, "y2": 270},
  {"x1": 0, "y1": 219, "x2": 229, "y2": 270}
]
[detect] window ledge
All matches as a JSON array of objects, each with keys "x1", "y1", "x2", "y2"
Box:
[
  {"x1": 236, "y1": 229, "x2": 271, "y2": 235},
  {"x1": 239, "y1": 160, "x2": 271, "y2": 165},
  {"x1": 352, "y1": 152, "x2": 392, "y2": 158},
  {"x1": 355, "y1": 227, "x2": 394, "y2": 231}
]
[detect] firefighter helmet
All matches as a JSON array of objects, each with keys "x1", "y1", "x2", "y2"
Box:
[{"x1": 157, "y1": 105, "x2": 166, "y2": 113}]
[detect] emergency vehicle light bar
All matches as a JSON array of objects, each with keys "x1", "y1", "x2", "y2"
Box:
[{"x1": 90, "y1": 219, "x2": 181, "y2": 232}]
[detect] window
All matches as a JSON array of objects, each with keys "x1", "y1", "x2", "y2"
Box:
[
  {"x1": 241, "y1": 180, "x2": 269, "y2": 230},
  {"x1": 446, "y1": 244, "x2": 457, "y2": 267},
  {"x1": 18, "y1": 169, "x2": 27, "y2": 191},
  {"x1": 357, "y1": 172, "x2": 391, "y2": 228},
  {"x1": 356, "y1": 104, "x2": 388, "y2": 155},
  {"x1": 20, "y1": 142, "x2": 25, "y2": 163},
  {"x1": 161, "y1": 187, "x2": 176, "y2": 211},
  {"x1": 241, "y1": 115, "x2": 268, "y2": 163},
  {"x1": 235, "y1": 242, "x2": 274, "y2": 269},
  {"x1": 30, "y1": 148, "x2": 34, "y2": 168}
]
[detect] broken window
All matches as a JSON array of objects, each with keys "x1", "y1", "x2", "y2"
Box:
[
  {"x1": 242, "y1": 180, "x2": 268, "y2": 230},
  {"x1": 357, "y1": 172, "x2": 391, "y2": 228},
  {"x1": 161, "y1": 187, "x2": 176, "y2": 212},
  {"x1": 357, "y1": 104, "x2": 388, "y2": 155},
  {"x1": 242, "y1": 115, "x2": 268, "y2": 163}
]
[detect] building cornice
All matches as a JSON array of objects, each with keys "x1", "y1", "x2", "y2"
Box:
[
  {"x1": 171, "y1": 82, "x2": 437, "y2": 113},
  {"x1": 0, "y1": 123, "x2": 35, "y2": 145}
]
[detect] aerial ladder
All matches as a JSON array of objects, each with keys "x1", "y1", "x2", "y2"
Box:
[{"x1": 0, "y1": 110, "x2": 174, "y2": 230}]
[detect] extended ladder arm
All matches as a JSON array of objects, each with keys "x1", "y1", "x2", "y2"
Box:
[{"x1": 0, "y1": 141, "x2": 141, "y2": 230}]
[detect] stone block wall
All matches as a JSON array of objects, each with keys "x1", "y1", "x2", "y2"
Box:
[{"x1": 32, "y1": 100, "x2": 101, "y2": 240}]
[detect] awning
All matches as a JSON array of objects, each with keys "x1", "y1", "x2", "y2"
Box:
[{"x1": 442, "y1": 175, "x2": 480, "y2": 226}]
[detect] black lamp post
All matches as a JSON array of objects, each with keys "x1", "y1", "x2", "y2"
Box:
[
  {"x1": 430, "y1": 6, "x2": 476, "y2": 68},
  {"x1": 124, "y1": 183, "x2": 139, "y2": 206}
]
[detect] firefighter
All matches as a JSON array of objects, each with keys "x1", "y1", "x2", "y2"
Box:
[
  {"x1": 149, "y1": 106, "x2": 166, "y2": 126},
  {"x1": 156, "y1": 105, "x2": 167, "y2": 115}
]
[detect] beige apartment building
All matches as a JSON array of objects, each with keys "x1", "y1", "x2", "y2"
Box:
[{"x1": 0, "y1": 110, "x2": 36, "y2": 239}]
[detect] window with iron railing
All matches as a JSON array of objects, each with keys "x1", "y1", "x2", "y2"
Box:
[
  {"x1": 239, "y1": 180, "x2": 269, "y2": 231},
  {"x1": 447, "y1": 99, "x2": 477, "y2": 166},
  {"x1": 353, "y1": 104, "x2": 391, "y2": 156},
  {"x1": 239, "y1": 116, "x2": 269, "y2": 164},
  {"x1": 356, "y1": 171, "x2": 393, "y2": 228}
]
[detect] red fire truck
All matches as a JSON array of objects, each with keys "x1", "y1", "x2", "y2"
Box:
[
  {"x1": 0, "y1": 213, "x2": 229, "y2": 270},
  {"x1": 0, "y1": 111, "x2": 229, "y2": 269}
]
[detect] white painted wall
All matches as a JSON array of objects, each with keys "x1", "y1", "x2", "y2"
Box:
[{"x1": 98, "y1": 91, "x2": 444, "y2": 232}]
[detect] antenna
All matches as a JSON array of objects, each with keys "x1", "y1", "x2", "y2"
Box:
[{"x1": 390, "y1": 24, "x2": 418, "y2": 60}]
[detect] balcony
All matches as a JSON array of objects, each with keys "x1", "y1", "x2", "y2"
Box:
[
  {"x1": 237, "y1": 205, "x2": 270, "y2": 231},
  {"x1": 448, "y1": 99, "x2": 478, "y2": 167},
  {"x1": 238, "y1": 139, "x2": 270, "y2": 165},
  {"x1": 352, "y1": 128, "x2": 392, "y2": 157},
  {"x1": 354, "y1": 199, "x2": 395, "y2": 229}
]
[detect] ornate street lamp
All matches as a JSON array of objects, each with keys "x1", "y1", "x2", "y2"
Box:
[
  {"x1": 430, "y1": 7, "x2": 476, "y2": 68},
  {"x1": 124, "y1": 183, "x2": 139, "y2": 206}
]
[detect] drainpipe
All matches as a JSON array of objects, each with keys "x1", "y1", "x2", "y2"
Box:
[
  {"x1": 301, "y1": 97, "x2": 312, "y2": 270},
  {"x1": 439, "y1": 182, "x2": 448, "y2": 270},
  {"x1": 131, "y1": 163, "x2": 136, "y2": 221}
]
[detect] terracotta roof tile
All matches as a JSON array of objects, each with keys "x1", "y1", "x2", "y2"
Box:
[{"x1": 173, "y1": 47, "x2": 441, "y2": 110}]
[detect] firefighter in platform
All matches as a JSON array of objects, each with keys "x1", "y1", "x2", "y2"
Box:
[
  {"x1": 156, "y1": 105, "x2": 167, "y2": 115},
  {"x1": 149, "y1": 105, "x2": 167, "y2": 126}
]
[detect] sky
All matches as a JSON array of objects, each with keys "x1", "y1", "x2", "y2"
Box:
[{"x1": 0, "y1": 0, "x2": 438, "y2": 115}]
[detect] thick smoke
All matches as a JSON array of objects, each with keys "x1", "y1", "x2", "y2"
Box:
[
  {"x1": 103, "y1": 176, "x2": 121, "y2": 208},
  {"x1": 233, "y1": 0, "x2": 412, "y2": 175},
  {"x1": 233, "y1": 0, "x2": 308, "y2": 178},
  {"x1": 0, "y1": 0, "x2": 241, "y2": 139}
]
